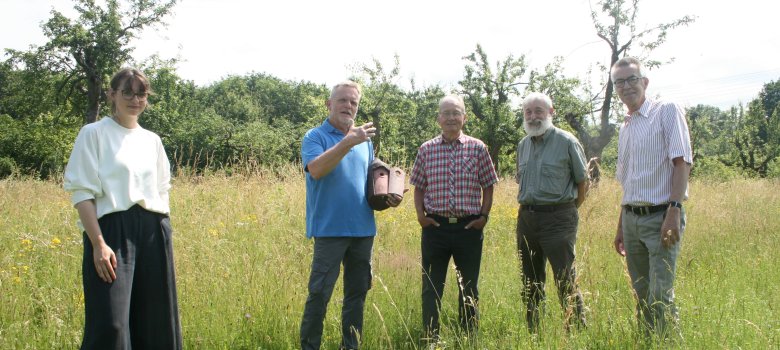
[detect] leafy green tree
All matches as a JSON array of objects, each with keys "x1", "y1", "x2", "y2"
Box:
[
  {"x1": 0, "y1": 59, "x2": 75, "y2": 120},
  {"x1": 166, "y1": 107, "x2": 235, "y2": 172},
  {"x1": 527, "y1": 57, "x2": 590, "y2": 134},
  {"x1": 459, "y1": 44, "x2": 528, "y2": 173},
  {"x1": 352, "y1": 55, "x2": 414, "y2": 159},
  {"x1": 563, "y1": 0, "x2": 695, "y2": 169},
  {"x1": 139, "y1": 56, "x2": 199, "y2": 142},
  {"x1": 728, "y1": 80, "x2": 780, "y2": 177},
  {"x1": 197, "y1": 75, "x2": 264, "y2": 124},
  {"x1": 391, "y1": 83, "x2": 445, "y2": 168},
  {"x1": 687, "y1": 105, "x2": 731, "y2": 161},
  {"x1": 5, "y1": 0, "x2": 177, "y2": 124},
  {"x1": 0, "y1": 113, "x2": 79, "y2": 178}
]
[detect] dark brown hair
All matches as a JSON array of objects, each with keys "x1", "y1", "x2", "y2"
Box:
[
  {"x1": 108, "y1": 67, "x2": 152, "y2": 113},
  {"x1": 110, "y1": 67, "x2": 151, "y2": 93}
]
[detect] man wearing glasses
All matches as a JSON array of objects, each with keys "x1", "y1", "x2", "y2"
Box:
[
  {"x1": 410, "y1": 94, "x2": 498, "y2": 341},
  {"x1": 611, "y1": 57, "x2": 692, "y2": 338}
]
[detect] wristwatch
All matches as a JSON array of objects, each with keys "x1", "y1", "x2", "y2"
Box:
[
  {"x1": 668, "y1": 201, "x2": 683, "y2": 209},
  {"x1": 480, "y1": 213, "x2": 489, "y2": 221}
]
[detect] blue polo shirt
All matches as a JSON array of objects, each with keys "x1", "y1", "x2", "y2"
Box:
[{"x1": 301, "y1": 119, "x2": 376, "y2": 238}]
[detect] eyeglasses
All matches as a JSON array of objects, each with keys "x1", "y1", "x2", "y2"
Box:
[
  {"x1": 440, "y1": 110, "x2": 464, "y2": 118},
  {"x1": 613, "y1": 76, "x2": 642, "y2": 88},
  {"x1": 120, "y1": 89, "x2": 149, "y2": 101}
]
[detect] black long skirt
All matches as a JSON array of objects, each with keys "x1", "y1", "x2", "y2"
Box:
[{"x1": 81, "y1": 204, "x2": 182, "y2": 350}]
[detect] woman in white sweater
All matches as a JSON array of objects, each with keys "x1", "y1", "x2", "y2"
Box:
[{"x1": 64, "y1": 68, "x2": 182, "y2": 350}]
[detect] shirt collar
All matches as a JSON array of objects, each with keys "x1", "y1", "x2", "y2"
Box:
[
  {"x1": 532, "y1": 126, "x2": 555, "y2": 144},
  {"x1": 436, "y1": 132, "x2": 465, "y2": 145},
  {"x1": 634, "y1": 98, "x2": 653, "y2": 119},
  {"x1": 321, "y1": 118, "x2": 343, "y2": 135}
]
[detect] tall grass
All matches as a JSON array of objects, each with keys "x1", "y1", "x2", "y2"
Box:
[{"x1": 1, "y1": 173, "x2": 778, "y2": 349}]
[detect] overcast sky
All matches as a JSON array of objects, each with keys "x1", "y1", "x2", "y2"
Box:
[{"x1": 3, "y1": 0, "x2": 779, "y2": 109}]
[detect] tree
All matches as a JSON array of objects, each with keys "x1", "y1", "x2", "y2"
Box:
[
  {"x1": 686, "y1": 104, "x2": 731, "y2": 162},
  {"x1": 0, "y1": 55, "x2": 76, "y2": 120},
  {"x1": 563, "y1": 0, "x2": 694, "y2": 172},
  {"x1": 6, "y1": 0, "x2": 177, "y2": 124},
  {"x1": 459, "y1": 44, "x2": 528, "y2": 173},
  {"x1": 352, "y1": 55, "x2": 410, "y2": 158},
  {"x1": 728, "y1": 80, "x2": 780, "y2": 177}
]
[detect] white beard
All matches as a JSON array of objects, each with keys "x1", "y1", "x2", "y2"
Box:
[{"x1": 523, "y1": 117, "x2": 553, "y2": 137}]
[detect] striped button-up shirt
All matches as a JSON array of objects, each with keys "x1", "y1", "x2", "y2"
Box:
[
  {"x1": 616, "y1": 98, "x2": 693, "y2": 206},
  {"x1": 410, "y1": 133, "x2": 498, "y2": 217}
]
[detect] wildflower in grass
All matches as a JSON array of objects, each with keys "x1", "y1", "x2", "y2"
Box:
[
  {"x1": 51, "y1": 237, "x2": 62, "y2": 247},
  {"x1": 208, "y1": 228, "x2": 220, "y2": 238},
  {"x1": 13, "y1": 276, "x2": 22, "y2": 284},
  {"x1": 21, "y1": 238, "x2": 33, "y2": 251}
]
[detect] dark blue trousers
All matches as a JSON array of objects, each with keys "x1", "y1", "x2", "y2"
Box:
[{"x1": 300, "y1": 236, "x2": 374, "y2": 350}]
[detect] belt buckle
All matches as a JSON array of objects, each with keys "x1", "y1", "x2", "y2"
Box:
[{"x1": 448, "y1": 217, "x2": 457, "y2": 224}]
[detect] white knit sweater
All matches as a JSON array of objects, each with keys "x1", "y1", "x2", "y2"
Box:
[{"x1": 64, "y1": 117, "x2": 171, "y2": 227}]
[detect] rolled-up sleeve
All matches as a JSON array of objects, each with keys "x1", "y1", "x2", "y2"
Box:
[
  {"x1": 63, "y1": 126, "x2": 102, "y2": 206},
  {"x1": 570, "y1": 140, "x2": 588, "y2": 184}
]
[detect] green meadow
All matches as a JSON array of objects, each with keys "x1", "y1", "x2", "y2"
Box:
[{"x1": 1, "y1": 171, "x2": 778, "y2": 349}]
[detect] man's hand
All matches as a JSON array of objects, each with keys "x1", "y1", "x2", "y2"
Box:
[
  {"x1": 614, "y1": 226, "x2": 626, "y2": 257},
  {"x1": 418, "y1": 215, "x2": 439, "y2": 228},
  {"x1": 464, "y1": 216, "x2": 487, "y2": 230},
  {"x1": 661, "y1": 207, "x2": 681, "y2": 249},
  {"x1": 344, "y1": 121, "x2": 376, "y2": 146},
  {"x1": 385, "y1": 189, "x2": 409, "y2": 208}
]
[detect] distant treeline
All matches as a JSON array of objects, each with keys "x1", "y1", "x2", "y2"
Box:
[
  {"x1": 1, "y1": 0, "x2": 778, "y2": 180},
  {"x1": 1, "y1": 58, "x2": 779, "y2": 180}
]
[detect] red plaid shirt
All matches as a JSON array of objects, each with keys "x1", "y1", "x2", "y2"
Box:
[{"x1": 410, "y1": 133, "x2": 498, "y2": 217}]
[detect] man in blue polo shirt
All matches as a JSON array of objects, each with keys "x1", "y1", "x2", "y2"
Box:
[{"x1": 299, "y1": 81, "x2": 398, "y2": 350}]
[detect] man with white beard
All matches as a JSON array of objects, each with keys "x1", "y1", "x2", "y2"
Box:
[{"x1": 514, "y1": 92, "x2": 589, "y2": 333}]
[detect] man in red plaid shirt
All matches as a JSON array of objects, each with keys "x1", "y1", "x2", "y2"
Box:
[{"x1": 410, "y1": 94, "x2": 498, "y2": 340}]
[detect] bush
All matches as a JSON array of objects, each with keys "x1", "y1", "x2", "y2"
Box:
[
  {"x1": 0, "y1": 156, "x2": 17, "y2": 178},
  {"x1": 0, "y1": 113, "x2": 79, "y2": 179},
  {"x1": 691, "y1": 157, "x2": 744, "y2": 182}
]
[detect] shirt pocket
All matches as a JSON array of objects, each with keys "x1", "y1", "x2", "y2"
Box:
[
  {"x1": 461, "y1": 156, "x2": 478, "y2": 182},
  {"x1": 540, "y1": 164, "x2": 568, "y2": 195}
]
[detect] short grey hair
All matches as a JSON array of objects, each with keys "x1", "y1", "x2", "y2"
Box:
[
  {"x1": 438, "y1": 94, "x2": 465, "y2": 112},
  {"x1": 330, "y1": 80, "x2": 362, "y2": 99},
  {"x1": 611, "y1": 57, "x2": 646, "y2": 79},
  {"x1": 522, "y1": 92, "x2": 553, "y2": 110}
]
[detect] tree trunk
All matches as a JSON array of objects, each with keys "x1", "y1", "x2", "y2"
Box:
[{"x1": 83, "y1": 61, "x2": 102, "y2": 124}]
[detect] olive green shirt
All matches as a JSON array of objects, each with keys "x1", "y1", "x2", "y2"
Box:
[{"x1": 515, "y1": 126, "x2": 588, "y2": 205}]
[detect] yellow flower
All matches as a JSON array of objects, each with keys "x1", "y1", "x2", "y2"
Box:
[
  {"x1": 51, "y1": 237, "x2": 61, "y2": 245},
  {"x1": 13, "y1": 276, "x2": 21, "y2": 284}
]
